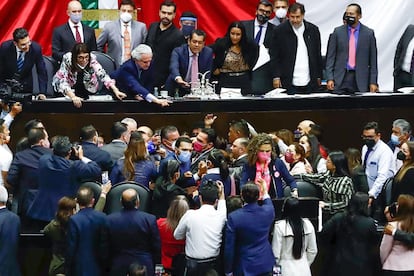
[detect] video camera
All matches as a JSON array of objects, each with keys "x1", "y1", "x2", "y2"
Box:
[{"x1": 0, "y1": 78, "x2": 32, "y2": 106}]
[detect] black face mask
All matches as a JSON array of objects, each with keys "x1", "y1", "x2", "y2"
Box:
[
  {"x1": 257, "y1": 14, "x2": 270, "y2": 24},
  {"x1": 344, "y1": 15, "x2": 356, "y2": 26},
  {"x1": 397, "y1": 151, "x2": 407, "y2": 161},
  {"x1": 364, "y1": 139, "x2": 376, "y2": 149}
]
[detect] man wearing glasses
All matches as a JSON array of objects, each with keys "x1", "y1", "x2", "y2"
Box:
[{"x1": 0, "y1": 28, "x2": 47, "y2": 99}]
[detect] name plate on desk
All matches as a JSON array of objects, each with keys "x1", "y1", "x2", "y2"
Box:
[{"x1": 220, "y1": 87, "x2": 243, "y2": 99}]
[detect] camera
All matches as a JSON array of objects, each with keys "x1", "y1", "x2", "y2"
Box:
[{"x1": 0, "y1": 78, "x2": 32, "y2": 106}]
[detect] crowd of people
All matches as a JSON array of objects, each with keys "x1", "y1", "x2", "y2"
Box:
[
  {"x1": 1, "y1": 0, "x2": 414, "y2": 112},
  {"x1": 0, "y1": 112, "x2": 412, "y2": 275}
]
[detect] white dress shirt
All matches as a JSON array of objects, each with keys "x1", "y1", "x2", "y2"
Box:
[
  {"x1": 174, "y1": 199, "x2": 227, "y2": 259},
  {"x1": 401, "y1": 37, "x2": 414, "y2": 73},
  {"x1": 254, "y1": 18, "x2": 268, "y2": 46},
  {"x1": 291, "y1": 23, "x2": 310, "y2": 86},
  {"x1": 68, "y1": 20, "x2": 84, "y2": 42}
]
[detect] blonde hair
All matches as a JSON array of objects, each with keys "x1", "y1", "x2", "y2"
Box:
[{"x1": 165, "y1": 195, "x2": 189, "y2": 231}]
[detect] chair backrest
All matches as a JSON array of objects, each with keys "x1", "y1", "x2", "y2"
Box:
[
  {"x1": 296, "y1": 181, "x2": 323, "y2": 199},
  {"x1": 33, "y1": 56, "x2": 58, "y2": 97},
  {"x1": 273, "y1": 197, "x2": 320, "y2": 230},
  {"x1": 80, "y1": 181, "x2": 102, "y2": 204},
  {"x1": 104, "y1": 181, "x2": 151, "y2": 214},
  {"x1": 92, "y1": 51, "x2": 117, "y2": 74}
]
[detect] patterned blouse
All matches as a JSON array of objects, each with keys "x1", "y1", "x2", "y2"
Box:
[
  {"x1": 220, "y1": 49, "x2": 250, "y2": 73},
  {"x1": 52, "y1": 52, "x2": 115, "y2": 95},
  {"x1": 302, "y1": 171, "x2": 355, "y2": 215}
]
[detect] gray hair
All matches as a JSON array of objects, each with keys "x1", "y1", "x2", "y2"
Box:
[
  {"x1": 131, "y1": 44, "x2": 152, "y2": 60},
  {"x1": 0, "y1": 185, "x2": 8, "y2": 203},
  {"x1": 393, "y1": 119, "x2": 412, "y2": 136}
]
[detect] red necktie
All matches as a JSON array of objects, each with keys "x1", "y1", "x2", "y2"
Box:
[
  {"x1": 74, "y1": 25, "x2": 82, "y2": 43},
  {"x1": 348, "y1": 28, "x2": 356, "y2": 68},
  {"x1": 123, "y1": 24, "x2": 131, "y2": 61}
]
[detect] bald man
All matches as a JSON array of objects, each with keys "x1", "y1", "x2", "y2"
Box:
[
  {"x1": 107, "y1": 189, "x2": 161, "y2": 276},
  {"x1": 297, "y1": 119, "x2": 315, "y2": 136},
  {"x1": 52, "y1": 0, "x2": 97, "y2": 61}
]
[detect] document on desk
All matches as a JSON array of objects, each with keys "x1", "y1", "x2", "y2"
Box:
[{"x1": 253, "y1": 44, "x2": 270, "y2": 71}]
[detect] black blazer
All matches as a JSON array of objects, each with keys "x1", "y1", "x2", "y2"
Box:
[
  {"x1": 52, "y1": 22, "x2": 97, "y2": 62},
  {"x1": 0, "y1": 40, "x2": 47, "y2": 93},
  {"x1": 394, "y1": 24, "x2": 414, "y2": 75},
  {"x1": 270, "y1": 20, "x2": 323, "y2": 90}
]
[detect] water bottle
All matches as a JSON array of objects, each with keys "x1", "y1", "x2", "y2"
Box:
[
  {"x1": 154, "y1": 87, "x2": 159, "y2": 97},
  {"x1": 174, "y1": 88, "x2": 180, "y2": 99}
]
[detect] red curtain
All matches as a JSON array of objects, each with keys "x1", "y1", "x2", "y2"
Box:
[{"x1": 0, "y1": 0, "x2": 295, "y2": 55}]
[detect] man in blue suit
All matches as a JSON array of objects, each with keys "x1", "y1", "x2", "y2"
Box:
[
  {"x1": 224, "y1": 182, "x2": 275, "y2": 276},
  {"x1": 110, "y1": 44, "x2": 171, "y2": 106},
  {"x1": 66, "y1": 186, "x2": 109, "y2": 276},
  {"x1": 0, "y1": 185, "x2": 21, "y2": 276},
  {"x1": 0, "y1": 28, "x2": 47, "y2": 97},
  {"x1": 107, "y1": 188, "x2": 161, "y2": 276},
  {"x1": 326, "y1": 3, "x2": 378, "y2": 94},
  {"x1": 166, "y1": 29, "x2": 213, "y2": 96}
]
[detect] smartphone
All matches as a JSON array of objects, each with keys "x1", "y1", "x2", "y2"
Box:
[{"x1": 101, "y1": 171, "x2": 109, "y2": 184}]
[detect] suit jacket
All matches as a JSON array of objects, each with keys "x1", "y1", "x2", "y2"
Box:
[
  {"x1": 110, "y1": 58, "x2": 154, "y2": 100},
  {"x1": 66, "y1": 207, "x2": 109, "y2": 276},
  {"x1": 97, "y1": 20, "x2": 148, "y2": 66},
  {"x1": 7, "y1": 145, "x2": 52, "y2": 215},
  {"x1": 52, "y1": 22, "x2": 97, "y2": 62},
  {"x1": 101, "y1": 140, "x2": 127, "y2": 164},
  {"x1": 241, "y1": 158, "x2": 297, "y2": 198},
  {"x1": 107, "y1": 208, "x2": 161, "y2": 276},
  {"x1": 224, "y1": 197, "x2": 275, "y2": 275},
  {"x1": 165, "y1": 44, "x2": 213, "y2": 94},
  {"x1": 27, "y1": 154, "x2": 101, "y2": 222},
  {"x1": 81, "y1": 141, "x2": 113, "y2": 172},
  {"x1": 242, "y1": 20, "x2": 276, "y2": 94},
  {"x1": 0, "y1": 40, "x2": 47, "y2": 93},
  {"x1": 146, "y1": 22, "x2": 185, "y2": 88},
  {"x1": 325, "y1": 23, "x2": 378, "y2": 92},
  {"x1": 0, "y1": 208, "x2": 21, "y2": 276},
  {"x1": 270, "y1": 20, "x2": 323, "y2": 91},
  {"x1": 393, "y1": 24, "x2": 414, "y2": 75}
]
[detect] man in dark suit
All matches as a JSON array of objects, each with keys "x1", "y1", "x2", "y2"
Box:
[
  {"x1": 7, "y1": 127, "x2": 51, "y2": 220},
  {"x1": 0, "y1": 28, "x2": 47, "y2": 97},
  {"x1": 145, "y1": 1, "x2": 185, "y2": 89},
  {"x1": 224, "y1": 183, "x2": 275, "y2": 275},
  {"x1": 242, "y1": 0, "x2": 275, "y2": 94},
  {"x1": 166, "y1": 29, "x2": 213, "y2": 96},
  {"x1": 97, "y1": 0, "x2": 147, "y2": 66},
  {"x1": 107, "y1": 188, "x2": 160, "y2": 276},
  {"x1": 326, "y1": 3, "x2": 378, "y2": 94},
  {"x1": 393, "y1": 24, "x2": 414, "y2": 91},
  {"x1": 110, "y1": 44, "x2": 171, "y2": 106},
  {"x1": 52, "y1": 0, "x2": 97, "y2": 62},
  {"x1": 270, "y1": 2, "x2": 323, "y2": 94},
  {"x1": 66, "y1": 186, "x2": 109, "y2": 276},
  {"x1": 79, "y1": 124, "x2": 113, "y2": 173},
  {"x1": 229, "y1": 137, "x2": 249, "y2": 194},
  {"x1": 0, "y1": 185, "x2": 21, "y2": 276},
  {"x1": 101, "y1": 121, "x2": 130, "y2": 163}
]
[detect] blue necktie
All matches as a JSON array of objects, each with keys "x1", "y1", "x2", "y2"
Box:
[
  {"x1": 255, "y1": 25, "x2": 263, "y2": 45},
  {"x1": 17, "y1": 51, "x2": 24, "y2": 72},
  {"x1": 363, "y1": 147, "x2": 372, "y2": 169}
]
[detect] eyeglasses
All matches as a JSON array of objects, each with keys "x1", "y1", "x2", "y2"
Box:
[
  {"x1": 361, "y1": 135, "x2": 376, "y2": 139},
  {"x1": 258, "y1": 9, "x2": 272, "y2": 15},
  {"x1": 77, "y1": 54, "x2": 90, "y2": 60}
]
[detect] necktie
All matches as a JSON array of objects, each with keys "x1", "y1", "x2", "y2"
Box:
[
  {"x1": 123, "y1": 24, "x2": 131, "y2": 61},
  {"x1": 363, "y1": 147, "x2": 372, "y2": 169},
  {"x1": 348, "y1": 28, "x2": 356, "y2": 68},
  {"x1": 74, "y1": 25, "x2": 82, "y2": 43},
  {"x1": 17, "y1": 51, "x2": 24, "y2": 72},
  {"x1": 255, "y1": 25, "x2": 263, "y2": 45},
  {"x1": 190, "y1": 54, "x2": 198, "y2": 85}
]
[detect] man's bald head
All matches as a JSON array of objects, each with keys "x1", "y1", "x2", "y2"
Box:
[
  {"x1": 297, "y1": 120, "x2": 315, "y2": 135},
  {"x1": 121, "y1": 188, "x2": 140, "y2": 209}
]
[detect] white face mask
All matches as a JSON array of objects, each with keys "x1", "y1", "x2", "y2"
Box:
[
  {"x1": 275, "y1": 8, "x2": 287, "y2": 19},
  {"x1": 120, "y1": 12, "x2": 132, "y2": 23}
]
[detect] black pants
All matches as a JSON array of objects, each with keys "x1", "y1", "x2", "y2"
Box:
[
  {"x1": 336, "y1": 70, "x2": 358, "y2": 94},
  {"x1": 394, "y1": 70, "x2": 414, "y2": 91},
  {"x1": 184, "y1": 256, "x2": 217, "y2": 276}
]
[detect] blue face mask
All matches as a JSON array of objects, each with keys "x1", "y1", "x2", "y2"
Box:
[
  {"x1": 70, "y1": 13, "x2": 82, "y2": 24},
  {"x1": 390, "y1": 134, "x2": 400, "y2": 146},
  {"x1": 182, "y1": 25, "x2": 195, "y2": 37},
  {"x1": 177, "y1": 150, "x2": 191, "y2": 163}
]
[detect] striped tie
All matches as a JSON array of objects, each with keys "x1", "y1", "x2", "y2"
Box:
[{"x1": 17, "y1": 51, "x2": 24, "y2": 72}]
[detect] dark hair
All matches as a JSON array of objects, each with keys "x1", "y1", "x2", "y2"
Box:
[
  {"x1": 128, "y1": 262, "x2": 147, "y2": 276},
  {"x1": 256, "y1": 0, "x2": 273, "y2": 9},
  {"x1": 160, "y1": 125, "x2": 178, "y2": 140},
  {"x1": 190, "y1": 29, "x2": 206, "y2": 41},
  {"x1": 160, "y1": 0, "x2": 176, "y2": 12},
  {"x1": 347, "y1": 3, "x2": 362, "y2": 15},
  {"x1": 363, "y1": 121, "x2": 380, "y2": 134},
  {"x1": 27, "y1": 127, "x2": 46, "y2": 146},
  {"x1": 229, "y1": 120, "x2": 250, "y2": 139},
  {"x1": 207, "y1": 149, "x2": 230, "y2": 181},
  {"x1": 291, "y1": 142, "x2": 306, "y2": 162},
  {"x1": 15, "y1": 137, "x2": 29, "y2": 152},
  {"x1": 163, "y1": 159, "x2": 180, "y2": 182},
  {"x1": 201, "y1": 128, "x2": 217, "y2": 144},
  {"x1": 301, "y1": 134, "x2": 320, "y2": 172},
  {"x1": 119, "y1": 0, "x2": 136, "y2": 10},
  {"x1": 199, "y1": 179, "x2": 219, "y2": 204},
  {"x1": 226, "y1": 195, "x2": 243, "y2": 215},
  {"x1": 56, "y1": 196, "x2": 76, "y2": 229},
  {"x1": 52, "y1": 136, "x2": 72, "y2": 157},
  {"x1": 396, "y1": 194, "x2": 414, "y2": 239},
  {"x1": 80, "y1": 124, "x2": 97, "y2": 141},
  {"x1": 111, "y1": 121, "x2": 128, "y2": 139},
  {"x1": 345, "y1": 147, "x2": 362, "y2": 171},
  {"x1": 181, "y1": 11, "x2": 197, "y2": 19},
  {"x1": 13, "y1": 27, "x2": 29, "y2": 42},
  {"x1": 274, "y1": 129, "x2": 294, "y2": 146},
  {"x1": 329, "y1": 151, "x2": 350, "y2": 177},
  {"x1": 241, "y1": 183, "x2": 259, "y2": 204},
  {"x1": 76, "y1": 186, "x2": 94, "y2": 207},
  {"x1": 223, "y1": 21, "x2": 251, "y2": 63},
  {"x1": 342, "y1": 192, "x2": 369, "y2": 237},
  {"x1": 288, "y1": 2, "x2": 305, "y2": 14},
  {"x1": 309, "y1": 123, "x2": 323, "y2": 142},
  {"x1": 282, "y1": 197, "x2": 304, "y2": 259},
  {"x1": 24, "y1": 119, "x2": 43, "y2": 135},
  {"x1": 71, "y1": 43, "x2": 90, "y2": 72},
  {"x1": 175, "y1": 136, "x2": 192, "y2": 149}
]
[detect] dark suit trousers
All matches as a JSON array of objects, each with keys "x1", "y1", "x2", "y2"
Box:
[
  {"x1": 336, "y1": 70, "x2": 358, "y2": 94},
  {"x1": 394, "y1": 70, "x2": 414, "y2": 91}
]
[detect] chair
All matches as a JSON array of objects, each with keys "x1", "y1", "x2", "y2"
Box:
[
  {"x1": 80, "y1": 181, "x2": 102, "y2": 204},
  {"x1": 104, "y1": 181, "x2": 151, "y2": 214},
  {"x1": 273, "y1": 198, "x2": 320, "y2": 230},
  {"x1": 32, "y1": 56, "x2": 58, "y2": 97},
  {"x1": 91, "y1": 51, "x2": 117, "y2": 94},
  {"x1": 296, "y1": 181, "x2": 323, "y2": 199}
]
